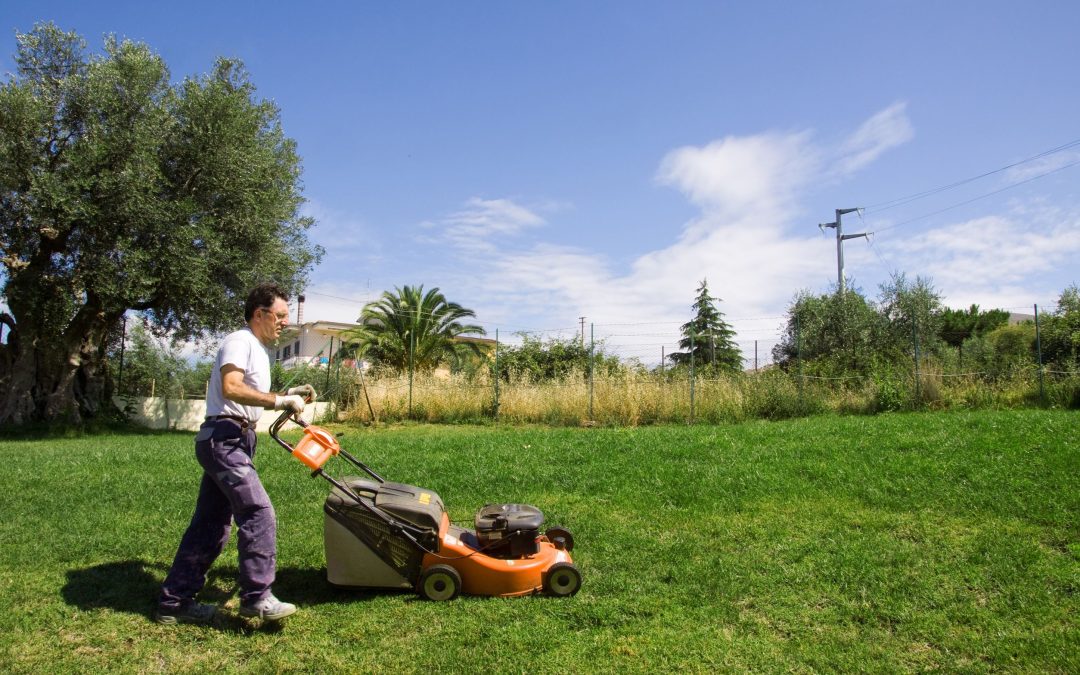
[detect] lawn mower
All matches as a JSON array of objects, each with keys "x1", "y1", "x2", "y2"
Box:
[{"x1": 269, "y1": 411, "x2": 581, "y2": 600}]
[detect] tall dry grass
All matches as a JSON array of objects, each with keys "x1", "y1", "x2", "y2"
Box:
[
  {"x1": 345, "y1": 371, "x2": 833, "y2": 423},
  {"x1": 334, "y1": 366, "x2": 1075, "y2": 425}
]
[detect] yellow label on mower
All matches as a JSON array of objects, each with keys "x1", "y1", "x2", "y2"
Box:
[{"x1": 419, "y1": 493, "x2": 431, "y2": 505}]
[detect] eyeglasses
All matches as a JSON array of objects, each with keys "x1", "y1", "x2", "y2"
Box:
[{"x1": 260, "y1": 307, "x2": 290, "y2": 321}]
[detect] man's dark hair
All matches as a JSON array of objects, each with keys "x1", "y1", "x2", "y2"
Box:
[{"x1": 245, "y1": 282, "x2": 290, "y2": 322}]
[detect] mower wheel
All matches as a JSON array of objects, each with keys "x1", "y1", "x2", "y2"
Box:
[
  {"x1": 545, "y1": 526, "x2": 575, "y2": 552},
  {"x1": 543, "y1": 562, "x2": 582, "y2": 597},
  {"x1": 417, "y1": 564, "x2": 462, "y2": 601}
]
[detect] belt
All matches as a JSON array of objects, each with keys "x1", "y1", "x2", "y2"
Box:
[{"x1": 205, "y1": 415, "x2": 254, "y2": 428}]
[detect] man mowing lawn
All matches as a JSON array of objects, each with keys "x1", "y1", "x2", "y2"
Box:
[{"x1": 155, "y1": 283, "x2": 317, "y2": 625}]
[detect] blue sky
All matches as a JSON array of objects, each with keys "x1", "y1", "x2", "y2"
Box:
[{"x1": 4, "y1": 1, "x2": 1079, "y2": 364}]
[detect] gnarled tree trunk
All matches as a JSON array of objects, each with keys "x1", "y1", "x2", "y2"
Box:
[{"x1": 0, "y1": 305, "x2": 119, "y2": 425}]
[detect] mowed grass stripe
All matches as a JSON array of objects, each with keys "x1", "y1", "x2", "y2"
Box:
[{"x1": 0, "y1": 410, "x2": 1076, "y2": 672}]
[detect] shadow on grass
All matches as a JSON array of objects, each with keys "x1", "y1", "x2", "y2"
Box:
[{"x1": 62, "y1": 560, "x2": 384, "y2": 633}]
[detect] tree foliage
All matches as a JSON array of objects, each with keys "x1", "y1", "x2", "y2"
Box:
[
  {"x1": 342, "y1": 285, "x2": 486, "y2": 372},
  {"x1": 938, "y1": 304, "x2": 1010, "y2": 348},
  {"x1": 772, "y1": 286, "x2": 892, "y2": 376},
  {"x1": 1039, "y1": 284, "x2": 1080, "y2": 370},
  {"x1": 493, "y1": 333, "x2": 621, "y2": 383},
  {"x1": 0, "y1": 24, "x2": 322, "y2": 424},
  {"x1": 668, "y1": 279, "x2": 742, "y2": 372},
  {"x1": 111, "y1": 320, "x2": 212, "y2": 399},
  {"x1": 773, "y1": 275, "x2": 951, "y2": 377},
  {"x1": 877, "y1": 273, "x2": 945, "y2": 355}
]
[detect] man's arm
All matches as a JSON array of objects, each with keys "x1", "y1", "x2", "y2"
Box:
[{"x1": 221, "y1": 365, "x2": 303, "y2": 411}]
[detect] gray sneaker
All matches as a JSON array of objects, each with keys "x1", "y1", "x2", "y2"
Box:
[
  {"x1": 239, "y1": 594, "x2": 297, "y2": 621},
  {"x1": 154, "y1": 602, "x2": 216, "y2": 625}
]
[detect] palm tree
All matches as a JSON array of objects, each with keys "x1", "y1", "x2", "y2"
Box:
[{"x1": 343, "y1": 285, "x2": 486, "y2": 372}]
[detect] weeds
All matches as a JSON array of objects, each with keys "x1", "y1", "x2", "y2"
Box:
[{"x1": 339, "y1": 368, "x2": 1078, "y2": 425}]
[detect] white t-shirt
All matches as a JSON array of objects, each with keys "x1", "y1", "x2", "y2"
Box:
[{"x1": 205, "y1": 327, "x2": 271, "y2": 423}]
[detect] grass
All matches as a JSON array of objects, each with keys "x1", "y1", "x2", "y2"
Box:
[{"x1": 0, "y1": 410, "x2": 1077, "y2": 672}]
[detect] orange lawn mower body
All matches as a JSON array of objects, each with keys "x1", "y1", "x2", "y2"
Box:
[{"x1": 270, "y1": 411, "x2": 581, "y2": 600}]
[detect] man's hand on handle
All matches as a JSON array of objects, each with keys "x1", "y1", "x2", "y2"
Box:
[
  {"x1": 274, "y1": 394, "x2": 306, "y2": 414},
  {"x1": 287, "y1": 384, "x2": 317, "y2": 403}
]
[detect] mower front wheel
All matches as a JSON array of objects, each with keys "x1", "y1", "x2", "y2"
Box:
[
  {"x1": 417, "y1": 565, "x2": 462, "y2": 601},
  {"x1": 543, "y1": 562, "x2": 582, "y2": 597}
]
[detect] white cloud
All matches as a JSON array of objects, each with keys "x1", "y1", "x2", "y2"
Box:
[
  {"x1": 656, "y1": 131, "x2": 818, "y2": 220},
  {"x1": 833, "y1": 101, "x2": 914, "y2": 176},
  {"x1": 431, "y1": 198, "x2": 546, "y2": 252},
  {"x1": 883, "y1": 209, "x2": 1080, "y2": 307}
]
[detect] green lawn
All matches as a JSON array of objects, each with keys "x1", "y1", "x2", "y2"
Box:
[{"x1": 0, "y1": 410, "x2": 1077, "y2": 672}]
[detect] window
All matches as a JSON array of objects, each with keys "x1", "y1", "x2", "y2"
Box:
[
  {"x1": 294, "y1": 340, "x2": 301, "y2": 356},
  {"x1": 283, "y1": 345, "x2": 291, "y2": 359}
]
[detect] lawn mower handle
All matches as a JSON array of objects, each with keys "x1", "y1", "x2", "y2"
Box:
[
  {"x1": 265, "y1": 410, "x2": 438, "y2": 553},
  {"x1": 267, "y1": 409, "x2": 385, "y2": 484},
  {"x1": 269, "y1": 408, "x2": 307, "y2": 443}
]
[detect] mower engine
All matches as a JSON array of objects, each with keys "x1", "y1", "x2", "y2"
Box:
[{"x1": 474, "y1": 503, "x2": 544, "y2": 558}]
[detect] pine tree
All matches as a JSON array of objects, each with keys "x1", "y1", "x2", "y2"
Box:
[{"x1": 669, "y1": 279, "x2": 742, "y2": 372}]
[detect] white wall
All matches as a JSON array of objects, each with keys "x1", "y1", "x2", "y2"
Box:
[{"x1": 115, "y1": 396, "x2": 333, "y2": 432}]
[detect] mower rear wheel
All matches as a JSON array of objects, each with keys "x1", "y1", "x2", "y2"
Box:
[
  {"x1": 417, "y1": 565, "x2": 462, "y2": 601},
  {"x1": 543, "y1": 562, "x2": 582, "y2": 597},
  {"x1": 545, "y1": 526, "x2": 575, "y2": 551}
]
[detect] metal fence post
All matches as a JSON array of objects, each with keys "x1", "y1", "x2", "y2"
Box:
[
  {"x1": 912, "y1": 317, "x2": 920, "y2": 406},
  {"x1": 1034, "y1": 304, "x2": 1045, "y2": 403},
  {"x1": 408, "y1": 329, "x2": 414, "y2": 419},
  {"x1": 494, "y1": 328, "x2": 500, "y2": 421},
  {"x1": 689, "y1": 329, "x2": 695, "y2": 424},
  {"x1": 118, "y1": 315, "x2": 127, "y2": 393},
  {"x1": 325, "y1": 335, "x2": 334, "y2": 397},
  {"x1": 333, "y1": 350, "x2": 342, "y2": 417},
  {"x1": 795, "y1": 314, "x2": 802, "y2": 404},
  {"x1": 589, "y1": 323, "x2": 595, "y2": 420}
]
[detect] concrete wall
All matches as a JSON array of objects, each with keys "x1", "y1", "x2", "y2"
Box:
[{"x1": 115, "y1": 396, "x2": 333, "y2": 432}]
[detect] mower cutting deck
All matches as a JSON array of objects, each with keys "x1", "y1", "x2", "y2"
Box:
[{"x1": 270, "y1": 411, "x2": 581, "y2": 600}]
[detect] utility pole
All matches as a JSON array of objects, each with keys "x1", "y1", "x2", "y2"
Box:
[
  {"x1": 819, "y1": 207, "x2": 868, "y2": 295},
  {"x1": 579, "y1": 316, "x2": 586, "y2": 348}
]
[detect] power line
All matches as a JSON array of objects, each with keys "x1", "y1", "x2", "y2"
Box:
[
  {"x1": 864, "y1": 137, "x2": 1080, "y2": 213},
  {"x1": 304, "y1": 290, "x2": 377, "y2": 304},
  {"x1": 869, "y1": 157, "x2": 1080, "y2": 234}
]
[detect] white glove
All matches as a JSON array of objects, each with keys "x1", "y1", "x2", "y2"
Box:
[
  {"x1": 275, "y1": 394, "x2": 306, "y2": 414},
  {"x1": 287, "y1": 384, "x2": 317, "y2": 403}
]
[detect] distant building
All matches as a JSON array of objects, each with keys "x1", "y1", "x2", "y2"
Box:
[{"x1": 273, "y1": 320, "x2": 359, "y2": 368}]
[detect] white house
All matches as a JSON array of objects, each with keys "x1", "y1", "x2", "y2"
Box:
[{"x1": 273, "y1": 319, "x2": 358, "y2": 368}]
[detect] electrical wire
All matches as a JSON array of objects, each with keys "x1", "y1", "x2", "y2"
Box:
[
  {"x1": 863, "y1": 137, "x2": 1080, "y2": 212},
  {"x1": 868, "y1": 157, "x2": 1080, "y2": 235}
]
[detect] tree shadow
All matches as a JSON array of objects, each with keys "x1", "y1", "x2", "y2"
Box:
[{"x1": 62, "y1": 560, "x2": 384, "y2": 633}]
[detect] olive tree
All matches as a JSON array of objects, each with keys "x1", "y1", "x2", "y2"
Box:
[
  {"x1": 0, "y1": 24, "x2": 322, "y2": 424},
  {"x1": 772, "y1": 286, "x2": 892, "y2": 376}
]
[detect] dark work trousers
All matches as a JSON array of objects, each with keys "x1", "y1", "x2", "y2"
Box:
[{"x1": 158, "y1": 418, "x2": 276, "y2": 609}]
